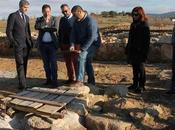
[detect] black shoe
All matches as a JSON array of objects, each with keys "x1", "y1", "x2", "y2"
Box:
[
  {"x1": 135, "y1": 87, "x2": 142, "y2": 93},
  {"x1": 65, "y1": 79, "x2": 74, "y2": 85},
  {"x1": 166, "y1": 90, "x2": 175, "y2": 94},
  {"x1": 18, "y1": 86, "x2": 24, "y2": 90},
  {"x1": 128, "y1": 84, "x2": 137, "y2": 90},
  {"x1": 134, "y1": 86, "x2": 145, "y2": 94},
  {"x1": 51, "y1": 81, "x2": 58, "y2": 88},
  {"x1": 18, "y1": 84, "x2": 27, "y2": 90},
  {"x1": 43, "y1": 80, "x2": 52, "y2": 85}
]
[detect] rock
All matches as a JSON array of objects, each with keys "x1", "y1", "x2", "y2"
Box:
[
  {"x1": 158, "y1": 69, "x2": 171, "y2": 80},
  {"x1": 145, "y1": 105, "x2": 164, "y2": 118},
  {"x1": 145, "y1": 108, "x2": 159, "y2": 117},
  {"x1": 158, "y1": 35, "x2": 172, "y2": 44},
  {"x1": 87, "y1": 84, "x2": 101, "y2": 95},
  {"x1": 67, "y1": 101, "x2": 88, "y2": 116},
  {"x1": 85, "y1": 114, "x2": 132, "y2": 130},
  {"x1": 151, "y1": 37, "x2": 160, "y2": 44},
  {"x1": 129, "y1": 111, "x2": 145, "y2": 121},
  {"x1": 91, "y1": 105, "x2": 103, "y2": 113},
  {"x1": 52, "y1": 111, "x2": 86, "y2": 130},
  {"x1": 105, "y1": 85, "x2": 128, "y2": 97},
  {"x1": 142, "y1": 113, "x2": 155, "y2": 124},
  {"x1": 103, "y1": 98, "x2": 127, "y2": 113},
  {"x1": 26, "y1": 115, "x2": 51, "y2": 130},
  {"x1": 161, "y1": 43, "x2": 173, "y2": 60},
  {"x1": 26, "y1": 111, "x2": 86, "y2": 130},
  {"x1": 0, "y1": 114, "x2": 13, "y2": 130},
  {"x1": 122, "y1": 38, "x2": 128, "y2": 45},
  {"x1": 87, "y1": 94, "x2": 108, "y2": 107},
  {"x1": 70, "y1": 85, "x2": 90, "y2": 96}
]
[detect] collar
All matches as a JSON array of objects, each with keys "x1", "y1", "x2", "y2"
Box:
[
  {"x1": 65, "y1": 13, "x2": 73, "y2": 19},
  {"x1": 18, "y1": 10, "x2": 24, "y2": 16}
]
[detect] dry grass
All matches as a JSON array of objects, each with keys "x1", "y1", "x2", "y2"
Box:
[{"x1": 0, "y1": 15, "x2": 174, "y2": 33}]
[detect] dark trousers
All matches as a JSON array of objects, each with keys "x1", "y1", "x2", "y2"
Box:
[
  {"x1": 39, "y1": 43, "x2": 58, "y2": 85},
  {"x1": 131, "y1": 63, "x2": 146, "y2": 87},
  {"x1": 171, "y1": 45, "x2": 175, "y2": 90},
  {"x1": 61, "y1": 44, "x2": 79, "y2": 81},
  {"x1": 14, "y1": 46, "x2": 30, "y2": 88}
]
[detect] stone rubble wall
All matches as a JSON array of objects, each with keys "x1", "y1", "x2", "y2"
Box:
[{"x1": 0, "y1": 32, "x2": 173, "y2": 62}]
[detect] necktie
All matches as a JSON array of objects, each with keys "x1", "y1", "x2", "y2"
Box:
[{"x1": 22, "y1": 13, "x2": 25, "y2": 22}]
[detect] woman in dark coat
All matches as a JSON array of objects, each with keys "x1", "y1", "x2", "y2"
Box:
[{"x1": 125, "y1": 6, "x2": 150, "y2": 93}]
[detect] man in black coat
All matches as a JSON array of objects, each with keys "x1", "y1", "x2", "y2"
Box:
[
  {"x1": 6, "y1": 0, "x2": 33, "y2": 89},
  {"x1": 35, "y1": 4, "x2": 59, "y2": 87}
]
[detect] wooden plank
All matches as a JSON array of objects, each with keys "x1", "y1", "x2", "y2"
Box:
[
  {"x1": 10, "y1": 98, "x2": 23, "y2": 105},
  {"x1": 25, "y1": 92, "x2": 50, "y2": 108},
  {"x1": 16, "y1": 91, "x2": 31, "y2": 96},
  {"x1": 37, "y1": 95, "x2": 75, "y2": 115},
  {"x1": 31, "y1": 87, "x2": 63, "y2": 93},
  {"x1": 28, "y1": 94, "x2": 59, "y2": 109},
  {"x1": 9, "y1": 104, "x2": 63, "y2": 119},
  {"x1": 28, "y1": 88, "x2": 79, "y2": 96},
  {"x1": 32, "y1": 90, "x2": 68, "y2": 114},
  {"x1": 28, "y1": 89, "x2": 66, "y2": 109},
  {"x1": 19, "y1": 92, "x2": 49, "y2": 107},
  {"x1": 54, "y1": 96, "x2": 75, "y2": 105},
  {"x1": 0, "y1": 90, "x2": 16, "y2": 96},
  {"x1": 10, "y1": 91, "x2": 37, "y2": 105},
  {"x1": 42, "y1": 94, "x2": 58, "y2": 101},
  {"x1": 9, "y1": 95, "x2": 62, "y2": 107},
  {"x1": 37, "y1": 105, "x2": 62, "y2": 114}
]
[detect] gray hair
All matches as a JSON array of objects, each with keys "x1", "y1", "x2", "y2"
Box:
[{"x1": 19, "y1": 0, "x2": 30, "y2": 7}]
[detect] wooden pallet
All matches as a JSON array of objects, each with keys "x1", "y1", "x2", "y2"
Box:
[{"x1": 8, "y1": 87, "x2": 77, "y2": 119}]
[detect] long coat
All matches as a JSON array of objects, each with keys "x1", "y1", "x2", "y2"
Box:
[{"x1": 125, "y1": 21, "x2": 150, "y2": 64}]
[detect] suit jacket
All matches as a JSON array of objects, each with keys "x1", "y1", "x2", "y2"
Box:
[
  {"x1": 6, "y1": 11, "x2": 33, "y2": 48},
  {"x1": 35, "y1": 16, "x2": 59, "y2": 49}
]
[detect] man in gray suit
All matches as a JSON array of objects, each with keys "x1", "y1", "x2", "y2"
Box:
[{"x1": 6, "y1": 0, "x2": 33, "y2": 89}]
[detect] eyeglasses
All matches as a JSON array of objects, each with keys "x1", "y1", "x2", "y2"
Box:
[{"x1": 132, "y1": 13, "x2": 139, "y2": 17}]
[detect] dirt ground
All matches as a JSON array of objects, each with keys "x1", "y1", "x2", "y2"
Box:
[{"x1": 0, "y1": 57, "x2": 175, "y2": 129}]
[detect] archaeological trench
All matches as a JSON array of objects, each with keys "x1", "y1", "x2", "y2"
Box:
[{"x1": 0, "y1": 29, "x2": 175, "y2": 130}]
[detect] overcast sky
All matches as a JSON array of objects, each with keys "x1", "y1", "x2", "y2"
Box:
[{"x1": 0, "y1": 0, "x2": 175, "y2": 19}]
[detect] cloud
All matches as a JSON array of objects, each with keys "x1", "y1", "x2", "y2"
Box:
[{"x1": 0, "y1": 0, "x2": 175, "y2": 19}]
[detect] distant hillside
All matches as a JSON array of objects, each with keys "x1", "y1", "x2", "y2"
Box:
[{"x1": 149, "y1": 11, "x2": 175, "y2": 17}]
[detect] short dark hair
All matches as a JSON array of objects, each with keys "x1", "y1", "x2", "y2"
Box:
[
  {"x1": 71, "y1": 5, "x2": 84, "y2": 12},
  {"x1": 19, "y1": 0, "x2": 29, "y2": 7},
  {"x1": 60, "y1": 4, "x2": 69, "y2": 9},
  {"x1": 42, "y1": 4, "x2": 51, "y2": 12}
]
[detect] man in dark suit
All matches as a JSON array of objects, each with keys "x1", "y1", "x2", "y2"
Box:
[
  {"x1": 6, "y1": 0, "x2": 33, "y2": 89},
  {"x1": 35, "y1": 4, "x2": 59, "y2": 87},
  {"x1": 58, "y1": 4, "x2": 77, "y2": 85}
]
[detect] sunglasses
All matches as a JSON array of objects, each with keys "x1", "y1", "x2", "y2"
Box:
[
  {"x1": 62, "y1": 10, "x2": 68, "y2": 13},
  {"x1": 132, "y1": 13, "x2": 139, "y2": 17}
]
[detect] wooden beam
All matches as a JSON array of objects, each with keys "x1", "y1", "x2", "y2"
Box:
[
  {"x1": 0, "y1": 90, "x2": 16, "y2": 96},
  {"x1": 9, "y1": 104, "x2": 64, "y2": 119},
  {"x1": 27, "y1": 88, "x2": 79, "y2": 97},
  {"x1": 9, "y1": 95, "x2": 62, "y2": 107}
]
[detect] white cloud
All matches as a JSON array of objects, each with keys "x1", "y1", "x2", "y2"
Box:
[{"x1": 0, "y1": 0, "x2": 175, "y2": 19}]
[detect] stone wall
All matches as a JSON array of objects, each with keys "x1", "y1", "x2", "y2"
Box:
[{"x1": 0, "y1": 32, "x2": 173, "y2": 62}]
